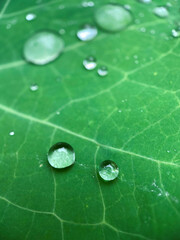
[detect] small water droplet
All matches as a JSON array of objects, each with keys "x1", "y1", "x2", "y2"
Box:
[
  {"x1": 140, "y1": 27, "x2": 146, "y2": 32},
  {"x1": 82, "y1": 1, "x2": 94, "y2": 7},
  {"x1": 30, "y1": 84, "x2": 38, "y2": 91},
  {"x1": 59, "y1": 29, "x2": 66, "y2": 35},
  {"x1": 77, "y1": 25, "x2": 97, "y2": 41},
  {"x1": 138, "y1": 0, "x2": 151, "y2": 3},
  {"x1": 26, "y1": 13, "x2": 36, "y2": 21},
  {"x1": 124, "y1": 4, "x2": 131, "y2": 10},
  {"x1": 153, "y1": 6, "x2": 169, "y2": 18},
  {"x1": 48, "y1": 142, "x2": 75, "y2": 169},
  {"x1": 23, "y1": 31, "x2": 64, "y2": 65},
  {"x1": 99, "y1": 160, "x2": 119, "y2": 181},
  {"x1": 150, "y1": 29, "x2": 156, "y2": 34},
  {"x1": 9, "y1": 131, "x2": 15, "y2": 136},
  {"x1": 172, "y1": 29, "x2": 180, "y2": 38},
  {"x1": 56, "y1": 111, "x2": 60, "y2": 115},
  {"x1": 94, "y1": 4, "x2": 132, "y2": 32},
  {"x1": 83, "y1": 56, "x2": 97, "y2": 70},
  {"x1": 97, "y1": 66, "x2": 108, "y2": 76}
]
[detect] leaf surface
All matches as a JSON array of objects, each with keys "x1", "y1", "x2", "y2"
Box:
[{"x1": 0, "y1": 0, "x2": 180, "y2": 239}]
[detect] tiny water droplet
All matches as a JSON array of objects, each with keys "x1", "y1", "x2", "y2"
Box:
[
  {"x1": 82, "y1": 1, "x2": 94, "y2": 7},
  {"x1": 26, "y1": 13, "x2": 36, "y2": 21},
  {"x1": 97, "y1": 66, "x2": 108, "y2": 76},
  {"x1": 94, "y1": 4, "x2": 132, "y2": 32},
  {"x1": 172, "y1": 29, "x2": 180, "y2": 38},
  {"x1": 140, "y1": 27, "x2": 146, "y2": 32},
  {"x1": 83, "y1": 56, "x2": 97, "y2": 70},
  {"x1": 150, "y1": 29, "x2": 156, "y2": 34},
  {"x1": 59, "y1": 29, "x2": 66, "y2": 35},
  {"x1": 124, "y1": 4, "x2": 131, "y2": 10},
  {"x1": 99, "y1": 160, "x2": 119, "y2": 181},
  {"x1": 23, "y1": 31, "x2": 64, "y2": 65},
  {"x1": 30, "y1": 84, "x2": 38, "y2": 91},
  {"x1": 138, "y1": 0, "x2": 151, "y2": 3},
  {"x1": 77, "y1": 25, "x2": 97, "y2": 41},
  {"x1": 153, "y1": 7, "x2": 169, "y2": 18},
  {"x1": 9, "y1": 131, "x2": 15, "y2": 136},
  {"x1": 56, "y1": 111, "x2": 60, "y2": 115},
  {"x1": 48, "y1": 142, "x2": 75, "y2": 169}
]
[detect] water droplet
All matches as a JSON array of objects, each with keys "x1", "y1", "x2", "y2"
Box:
[
  {"x1": 138, "y1": 0, "x2": 151, "y2": 3},
  {"x1": 94, "y1": 4, "x2": 132, "y2": 32},
  {"x1": 30, "y1": 84, "x2": 38, "y2": 91},
  {"x1": 48, "y1": 142, "x2": 75, "y2": 169},
  {"x1": 82, "y1": 1, "x2": 94, "y2": 7},
  {"x1": 23, "y1": 31, "x2": 64, "y2": 65},
  {"x1": 9, "y1": 131, "x2": 15, "y2": 136},
  {"x1": 99, "y1": 160, "x2": 119, "y2": 181},
  {"x1": 59, "y1": 29, "x2": 66, "y2": 35},
  {"x1": 140, "y1": 27, "x2": 146, "y2": 32},
  {"x1": 97, "y1": 66, "x2": 108, "y2": 76},
  {"x1": 172, "y1": 29, "x2": 180, "y2": 38},
  {"x1": 83, "y1": 56, "x2": 97, "y2": 70},
  {"x1": 77, "y1": 25, "x2": 97, "y2": 41},
  {"x1": 56, "y1": 111, "x2": 60, "y2": 115},
  {"x1": 124, "y1": 4, "x2": 131, "y2": 10},
  {"x1": 153, "y1": 7, "x2": 169, "y2": 18},
  {"x1": 26, "y1": 13, "x2": 36, "y2": 21}
]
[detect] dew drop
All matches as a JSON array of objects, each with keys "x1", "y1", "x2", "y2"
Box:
[
  {"x1": 138, "y1": 0, "x2": 151, "y2": 3},
  {"x1": 82, "y1": 1, "x2": 94, "y2": 7},
  {"x1": 99, "y1": 160, "x2": 119, "y2": 181},
  {"x1": 94, "y1": 4, "x2": 132, "y2": 32},
  {"x1": 59, "y1": 29, "x2": 66, "y2": 35},
  {"x1": 30, "y1": 84, "x2": 38, "y2": 91},
  {"x1": 9, "y1": 131, "x2": 15, "y2": 136},
  {"x1": 77, "y1": 25, "x2": 97, "y2": 41},
  {"x1": 83, "y1": 56, "x2": 97, "y2": 70},
  {"x1": 26, "y1": 13, "x2": 36, "y2": 21},
  {"x1": 97, "y1": 66, "x2": 108, "y2": 76},
  {"x1": 172, "y1": 29, "x2": 180, "y2": 38},
  {"x1": 153, "y1": 6, "x2": 169, "y2": 18},
  {"x1": 23, "y1": 31, "x2": 64, "y2": 65},
  {"x1": 48, "y1": 142, "x2": 75, "y2": 169}
]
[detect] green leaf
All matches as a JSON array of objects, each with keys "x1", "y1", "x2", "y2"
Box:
[{"x1": 0, "y1": 0, "x2": 180, "y2": 239}]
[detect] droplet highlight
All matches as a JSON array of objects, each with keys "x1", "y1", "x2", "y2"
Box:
[
  {"x1": 99, "y1": 160, "x2": 119, "y2": 181},
  {"x1": 77, "y1": 25, "x2": 97, "y2": 41},
  {"x1": 23, "y1": 31, "x2": 64, "y2": 65},
  {"x1": 172, "y1": 29, "x2": 180, "y2": 38},
  {"x1": 9, "y1": 131, "x2": 15, "y2": 136},
  {"x1": 153, "y1": 6, "x2": 169, "y2": 18},
  {"x1": 48, "y1": 142, "x2": 75, "y2": 169},
  {"x1": 30, "y1": 84, "x2": 38, "y2": 91},
  {"x1": 94, "y1": 4, "x2": 132, "y2": 32},
  {"x1": 26, "y1": 13, "x2": 36, "y2": 21},
  {"x1": 97, "y1": 66, "x2": 108, "y2": 76},
  {"x1": 83, "y1": 56, "x2": 97, "y2": 70}
]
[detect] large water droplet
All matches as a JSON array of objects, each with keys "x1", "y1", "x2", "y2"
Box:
[
  {"x1": 94, "y1": 4, "x2": 132, "y2": 32},
  {"x1": 97, "y1": 66, "x2": 108, "y2": 76},
  {"x1": 26, "y1": 13, "x2": 36, "y2": 21},
  {"x1": 48, "y1": 142, "x2": 75, "y2": 169},
  {"x1": 83, "y1": 56, "x2": 97, "y2": 70},
  {"x1": 153, "y1": 6, "x2": 169, "y2": 18},
  {"x1": 172, "y1": 29, "x2": 180, "y2": 38},
  {"x1": 30, "y1": 84, "x2": 38, "y2": 91},
  {"x1": 77, "y1": 25, "x2": 97, "y2": 41},
  {"x1": 99, "y1": 160, "x2": 119, "y2": 181},
  {"x1": 23, "y1": 31, "x2": 64, "y2": 65}
]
